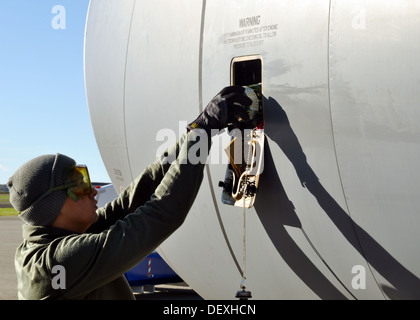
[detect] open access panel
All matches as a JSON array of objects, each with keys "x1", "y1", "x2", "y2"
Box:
[{"x1": 219, "y1": 55, "x2": 265, "y2": 208}]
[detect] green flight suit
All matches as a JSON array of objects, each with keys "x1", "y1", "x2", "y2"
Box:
[{"x1": 15, "y1": 131, "x2": 209, "y2": 299}]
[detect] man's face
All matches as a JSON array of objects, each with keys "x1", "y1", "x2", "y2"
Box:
[{"x1": 60, "y1": 187, "x2": 99, "y2": 232}]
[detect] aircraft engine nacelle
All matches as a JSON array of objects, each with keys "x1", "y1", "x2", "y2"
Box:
[{"x1": 85, "y1": 0, "x2": 420, "y2": 299}]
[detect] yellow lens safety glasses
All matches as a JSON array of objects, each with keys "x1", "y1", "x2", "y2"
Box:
[
  {"x1": 48, "y1": 165, "x2": 93, "y2": 202},
  {"x1": 66, "y1": 165, "x2": 93, "y2": 202}
]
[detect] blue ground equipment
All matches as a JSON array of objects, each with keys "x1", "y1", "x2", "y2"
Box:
[{"x1": 124, "y1": 251, "x2": 182, "y2": 286}]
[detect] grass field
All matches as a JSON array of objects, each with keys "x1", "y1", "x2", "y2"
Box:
[
  {"x1": 0, "y1": 192, "x2": 19, "y2": 216},
  {"x1": 0, "y1": 193, "x2": 10, "y2": 201},
  {"x1": 0, "y1": 208, "x2": 19, "y2": 216}
]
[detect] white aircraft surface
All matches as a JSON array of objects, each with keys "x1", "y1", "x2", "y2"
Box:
[{"x1": 84, "y1": 0, "x2": 420, "y2": 299}]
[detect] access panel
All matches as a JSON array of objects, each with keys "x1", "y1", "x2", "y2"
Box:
[{"x1": 219, "y1": 55, "x2": 265, "y2": 208}]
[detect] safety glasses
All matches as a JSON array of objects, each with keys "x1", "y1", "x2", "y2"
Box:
[
  {"x1": 65, "y1": 165, "x2": 93, "y2": 202},
  {"x1": 48, "y1": 165, "x2": 93, "y2": 202}
]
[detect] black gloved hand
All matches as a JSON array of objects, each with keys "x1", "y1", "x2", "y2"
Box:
[{"x1": 187, "y1": 86, "x2": 252, "y2": 136}]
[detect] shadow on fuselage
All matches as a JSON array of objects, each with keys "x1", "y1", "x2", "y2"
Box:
[{"x1": 254, "y1": 96, "x2": 420, "y2": 300}]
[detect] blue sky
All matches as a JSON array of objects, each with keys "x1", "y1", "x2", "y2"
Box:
[{"x1": 0, "y1": 1, "x2": 111, "y2": 184}]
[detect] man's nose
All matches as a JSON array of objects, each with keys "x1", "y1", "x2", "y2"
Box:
[{"x1": 90, "y1": 187, "x2": 99, "y2": 197}]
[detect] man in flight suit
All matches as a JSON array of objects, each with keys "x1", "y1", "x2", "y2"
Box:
[{"x1": 8, "y1": 86, "x2": 252, "y2": 299}]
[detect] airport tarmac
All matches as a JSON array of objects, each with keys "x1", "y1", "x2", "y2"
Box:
[
  {"x1": 0, "y1": 216, "x2": 201, "y2": 300},
  {"x1": 0, "y1": 216, "x2": 20, "y2": 300}
]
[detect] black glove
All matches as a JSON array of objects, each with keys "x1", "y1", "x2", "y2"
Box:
[{"x1": 187, "y1": 86, "x2": 252, "y2": 136}]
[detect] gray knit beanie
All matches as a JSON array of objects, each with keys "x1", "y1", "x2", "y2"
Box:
[{"x1": 7, "y1": 153, "x2": 76, "y2": 226}]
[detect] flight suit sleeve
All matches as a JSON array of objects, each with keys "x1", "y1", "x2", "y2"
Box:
[
  {"x1": 54, "y1": 130, "x2": 210, "y2": 298},
  {"x1": 87, "y1": 132, "x2": 185, "y2": 233}
]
